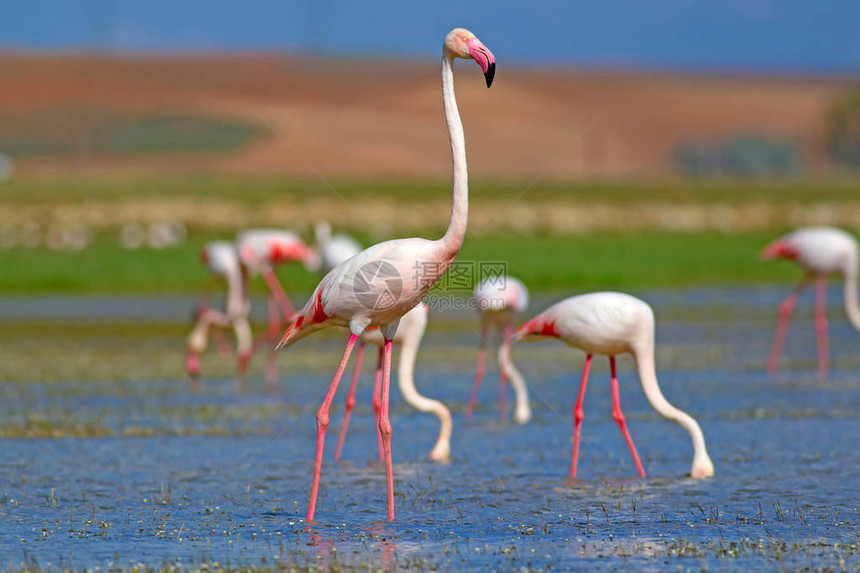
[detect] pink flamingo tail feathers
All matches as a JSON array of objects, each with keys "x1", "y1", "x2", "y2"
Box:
[
  {"x1": 513, "y1": 315, "x2": 559, "y2": 342},
  {"x1": 277, "y1": 286, "x2": 329, "y2": 349}
]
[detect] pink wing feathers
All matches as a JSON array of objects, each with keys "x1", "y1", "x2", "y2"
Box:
[
  {"x1": 514, "y1": 310, "x2": 559, "y2": 342},
  {"x1": 277, "y1": 281, "x2": 331, "y2": 348},
  {"x1": 269, "y1": 236, "x2": 316, "y2": 266}
]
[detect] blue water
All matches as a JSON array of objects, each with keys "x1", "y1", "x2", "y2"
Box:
[{"x1": 0, "y1": 287, "x2": 859, "y2": 570}]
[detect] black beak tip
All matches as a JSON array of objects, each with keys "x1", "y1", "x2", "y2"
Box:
[{"x1": 484, "y1": 62, "x2": 496, "y2": 88}]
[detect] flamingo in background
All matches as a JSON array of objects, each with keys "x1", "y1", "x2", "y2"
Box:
[
  {"x1": 334, "y1": 303, "x2": 452, "y2": 463},
  {"x1": 761, "y1": 226, "x2": 860, "y2": 382},
  {"x1": 236, "y1": 229, "x2": 317, "y2": 388},
  {"x1": 314, "y1": 222, "x2": 362, "y2": 273},
  {"x1": 276, "y1": 27, "x2": 495, "y2": 522},
  {"x1": 512, "y1": 292, "x2": 714, "y2": 480},
  {"x1": 467, "y1": 276, "x2": 531, "y2": 423},
  {"x1": 186, "y1": 241, "x2": 252, "y2": 387}
]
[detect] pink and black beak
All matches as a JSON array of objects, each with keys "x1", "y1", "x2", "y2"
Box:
[{"x1": 466, "y1": 38, "x2": 496, "y2": 88}]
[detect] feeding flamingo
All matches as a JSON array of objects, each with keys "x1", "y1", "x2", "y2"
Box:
[
  {"x1": 236, "y1": 229, "x2": 318, "y2": 388},
  {"x1": 314, "y1": 222, "x2": 362, "y2": 273},
  {"x1": 467, "y1": 276, "x2": 531, "y2": 423},
  {"x1": 761, "y1": 226, "x2": 860, "y2": 381},
  {"x1": 512, "y1": 292, "x2": 714, "y2": 479},
  {"x1": 334, "y1": 303, "x2": 451, "y2": 463},
  {"x1": 276, "y1": 27, "x2": 495, "y2": 522},
  {"x1": 186, "y1": 241, "x2": 252, "y2": 387}
]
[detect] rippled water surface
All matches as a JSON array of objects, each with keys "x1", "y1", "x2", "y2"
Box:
[{"x1": 0, "y1": 287, "x2": 858, "y2": 571}]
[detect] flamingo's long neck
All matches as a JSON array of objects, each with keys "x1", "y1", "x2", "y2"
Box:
[
  {"x1": 843, "y1": 263, "x2": 860, "y2": 332},
  {"x1": 498, "y1": 330, "x2": 532, "y2": 424},
  {"x1": 634, "y1": 346, "x2": 713, "y2": 476},
  {"x1": 397, "y1": 328, "x2": 452, "y2": 461},
  {"x1": 225, "y1": 265, "x2": 246, "y2": 317},
  {"x1": 438, "y1": 53, "x2": 468, "y2": 259}
]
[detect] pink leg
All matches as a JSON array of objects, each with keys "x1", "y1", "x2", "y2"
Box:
[
  {"x1": 307, "y1": 333, "x2": 359, "y2": 523},
  {"x1": 334, "y1": 343, "x2": 365, "y2": 461},
  {"x1": 378, "y1": 338, "x2": 395, "y2": 521},
  {"x1": 262, "y1": 268, "x2": 295, "y2": 321},
  {"x1": 610, "y1": 356, "x2": 646, "y2": 478},
  {"x1": 498, "y1": 324, "x2": 513, "y2": 420},
  {"x1": 372, "y1": 347, "x2": 384, "y2": 464},
  {"x1": 570, "y1": 354, "x2": 592, "y2": 480},
  {"x1": 815, "y1": 276, "x2": 829, "y2": 382},
  {"x1": 266, "y1": 296, "x2": 279, "y2": 391},
  {"x1": 767, "y1": 278, "x2": 809, "y2": 376},
  {"x1": 466, "y1": 320, "x2": 489, "y2": 419}
]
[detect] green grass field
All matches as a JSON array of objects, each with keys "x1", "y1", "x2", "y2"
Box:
[
  {"x1": 0, "y1": 231, "x2": 801, "y2": 295},
  {"x1": 0, "y1": 110, "x2": 262, "y2": 157},
  {"x1": 2, "y1": 175, "x2": 856, "y2": 294},
  {"x1": 2, "y1": 174, "x2": 859, "y2": 205}
]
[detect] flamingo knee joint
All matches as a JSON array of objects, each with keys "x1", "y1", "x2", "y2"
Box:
[
  {"x1": 316, "y1": 410, "x2": 330, "y2": 429},
  {"x1": 378, "y1": 419, "x2": 392, "y2": 438}
]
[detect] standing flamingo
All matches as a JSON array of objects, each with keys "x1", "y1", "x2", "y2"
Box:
[
  {"x1": 316, "y1": 227, "x2": 450, "y2": 461},
  {"x1": 277, "y1": 27, "x2": 495, "y2": 522},
  {"x1": 512, "y1": 292, "x2": 714, "y2": 479},
  {"x1": 186, "y1": 241, "x2": 252, "y2": 386},
  {"x1": 236, "y1": 229, "x2": 317, "y2": 388},
  {"x1": 467, "y1": 276, "x2": 531, "y2": 423},
  {"x1": 334, "y1": 303, "x2": 452, "y2": 463},
  {"x1": 314, "y1": 222, "x2": 362, "y2": 273},
  {"x1": 761, "y1": 226, "x2": 860, "y2": 381}
]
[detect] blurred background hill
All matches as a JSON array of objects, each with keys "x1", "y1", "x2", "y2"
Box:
[
  {"x1": 0, "y1": 55, "x2": 853, "y2": 179},
  {"x1": 1, "y1": 0, "x2": 858, "y2": 180}
]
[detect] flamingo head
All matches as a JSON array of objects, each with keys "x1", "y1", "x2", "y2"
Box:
[
  {"x1": 690, "y1": 452, "x2": 715, "y2": 479},
  {"x1": 760, "y1": 239, "x2": 799, "y2": 261},
  {"x1": 444, "y1": 28, "x2": 496, "y2": 88}
]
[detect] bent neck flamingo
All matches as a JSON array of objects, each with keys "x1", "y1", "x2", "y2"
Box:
[
  {"x1": 335, "y1": 303, "x2": 452, "y2": 463},
  {"x1": 186, "y1": 241, "x2": 252, "y2": 388},
  {"x1": 277, "y1": 27, "x2": 495, "y2": 522},
  {"x1": 468, "y1": 276, "x2": 531, "y2": 423},
  {"x1": 513, "y1": 292, "x2": 714, "y2": 480},
  {"x1": 236, "y1": 228, "x2": 317, "y2": 317},
  {"x1": 236, "y1": 228, "x2": 317, "y2": 388},
  {"x1": 761, "y1": 226, "x2": 860, "y2": 382}
]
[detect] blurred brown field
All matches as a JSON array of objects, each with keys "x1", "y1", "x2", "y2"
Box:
[{"x1": 0, "y1": 54, "x2": 853, "y2": 180}]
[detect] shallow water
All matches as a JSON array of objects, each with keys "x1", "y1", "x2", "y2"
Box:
[{"x1": 0, "y1": 286, "x2": 859, "y2": 571}]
